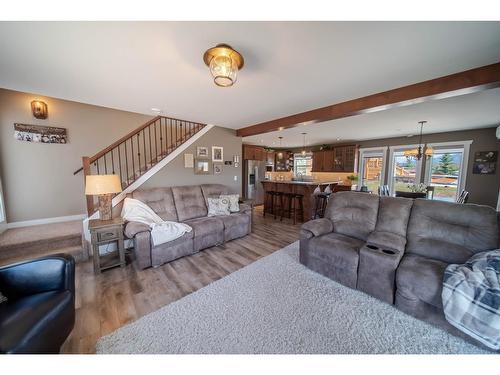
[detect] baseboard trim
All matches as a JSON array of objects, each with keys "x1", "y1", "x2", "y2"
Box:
[{"x1": 6, "y1": 214, "x2": 87, "y2": 229}]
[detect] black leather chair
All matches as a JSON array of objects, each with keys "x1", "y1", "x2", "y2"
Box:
[{"x1": 0, "y1": 254, "x2": 75, "y2": 353}]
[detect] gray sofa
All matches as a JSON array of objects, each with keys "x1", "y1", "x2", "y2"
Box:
[
  {"x1": 300, "y1": 191, "x2": 499, "y2": 345},
  {"x1": 124, "y1": 184, "x2": 252, "y2": 269}
]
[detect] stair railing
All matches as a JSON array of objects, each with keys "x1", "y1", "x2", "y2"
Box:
[{"x1": 76, "y1": 115, "x2": 206, "y2": 215}]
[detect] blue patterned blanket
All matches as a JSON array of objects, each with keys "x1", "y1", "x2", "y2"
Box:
[{"x1": 442, "y1": 250, "x2": 500, "y2": 351}]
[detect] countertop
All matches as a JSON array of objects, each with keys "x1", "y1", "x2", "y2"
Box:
[{"x1": 261, "y1": 180, "x2": 342, "y2": 186}]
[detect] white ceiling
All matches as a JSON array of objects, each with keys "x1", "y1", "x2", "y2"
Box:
[
  {"x1": 0, "y1": 21, "x2": 499, "y2": 132},
  {"x1": 244, "y1": 87, "x2": 500, "y2": 148}
]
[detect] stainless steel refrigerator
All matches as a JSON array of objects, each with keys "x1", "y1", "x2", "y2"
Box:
[{"x1": 246, "y1": 160, "x2": 266, "y2": 205}]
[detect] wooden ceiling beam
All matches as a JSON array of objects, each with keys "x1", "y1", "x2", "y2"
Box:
[{"x1": 236, "y1": 62, "x2": 500, "y2": 137}]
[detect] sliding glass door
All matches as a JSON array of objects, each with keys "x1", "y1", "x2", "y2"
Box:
[{"x1": 358, "y1": 147, "x2": 387, "y2": 194}]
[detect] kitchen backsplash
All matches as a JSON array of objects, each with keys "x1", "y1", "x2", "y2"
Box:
[{"x1": 266, "y1": 171, "x2": 353, "y2": 185}]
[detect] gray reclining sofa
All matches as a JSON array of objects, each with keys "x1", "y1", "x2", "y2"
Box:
[
  {"x1": 124, "y1": 184, "x2": 251, "y2": 269},
  {"x1": 300, "y1": 191, "x2": 499, "y2": 345}
]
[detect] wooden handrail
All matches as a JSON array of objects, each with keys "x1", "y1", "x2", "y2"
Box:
[{"x1": 89, "y1": 115, "x2": 206, "y2": 163}]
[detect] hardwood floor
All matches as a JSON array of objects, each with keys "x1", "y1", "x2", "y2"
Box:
[{"x1": 61, "y1": 206, "x2": 300, "y2": 353}]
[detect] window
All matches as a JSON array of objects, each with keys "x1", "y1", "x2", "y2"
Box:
[
  {"x1": 358, "y1": 147, "x2": 387, "y2": 194},
  {"x1": 294, "y1": 153, "x2": 312, "y2": 176},
  {"x1": 424, "y1": 141, "x2": 472, "y2": 202},
  {"x1": 388, "y1": 145, "x2": 423, "y2": 195}
]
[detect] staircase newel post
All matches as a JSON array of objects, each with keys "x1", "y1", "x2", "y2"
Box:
[{"x1": 82, "y1": 156, "x2": 94, "y2": 216}]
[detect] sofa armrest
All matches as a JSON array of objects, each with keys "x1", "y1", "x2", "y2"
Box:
[
  {"x1": 0, "y1": 254, "x2": 75, "y2": 299},
  {"x1": 301, "y1": 218, "x2": 333, "y2": 238},
  {"x1": 124, "y1": 221, "x2": 151, "y2": 239},
  {"x1": 238, "y1": 203, "x2": 252, "y2": 213}
]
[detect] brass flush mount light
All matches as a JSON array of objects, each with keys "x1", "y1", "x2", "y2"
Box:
[
  {"x1": 31, "y1": 100, "x2": 48, "y2": 119},
  {"x1": 203, "y1": 44, "x2": 244, "y2": 87}
]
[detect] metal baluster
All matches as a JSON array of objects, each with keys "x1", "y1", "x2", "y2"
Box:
[
  {"x1": 148, "y1": 125, "x2": 153, "y2": 165},
  {"x1": 118, "y1": 143, "x2": 123, "y2": 186},
  {"x1": 111, "y1": 149, "x2": 115, "y2": 174},
  {"x1": 131, "y1": 136, "x2": 135, "y2": 179},
  {"x1": 154, "y1": 120, "x2": 158, "y2": 162},
  {"x1": 104, "y1": 154, "x2": 108, "y2": 174},
  {"x1": 125, "y1": 140, "x2": 130, "y2": 186},
  {"x1": 96, "y1": 160, "x2": 100, "y2": 174},
  {"x1": 142, "y1": 129, "x2": 147, "y2": 171},
  {"x1": 137, "y1": 133, "x2": 141, "y2": 175}
]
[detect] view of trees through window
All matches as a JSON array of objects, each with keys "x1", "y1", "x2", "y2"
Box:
[
  {"x1": 294, "y1": 153, "x2": 313, "y2": 176},
  {"x1": 428, "y1": 151, "x2": 462, "y2": 201}
]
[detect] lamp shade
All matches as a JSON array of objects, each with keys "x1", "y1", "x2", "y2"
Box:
[{"x1": 85, "y1": 175, "x2": 122, "y2": 195}]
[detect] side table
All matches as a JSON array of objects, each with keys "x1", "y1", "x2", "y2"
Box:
[{"x1": 89, "y1": 217, "x2": 125, "y2": 274}]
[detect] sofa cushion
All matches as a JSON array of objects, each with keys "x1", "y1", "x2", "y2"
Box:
[
  {"x1": 308, "y1": 232, "x2": 364, "y2": 271},
  {"x1": 325, "y1": 191, "x2": 379, "y2": 241},
  {"x1": 184, "y1": 217, "x2": 224, "y2": 238},
  {"x1": 375, "y1": 196, "x2": 413, "y2": 237},
  {"x1": 218, "y1": 213, "x2": 251, "y2": 241},
  {"x1": 131, "y1": 187, "x2": 178, "y2": 222},
  {"x1": 200, "y1": 184, "x2": 229, "y2": 203},
  {"x1": 396, "y1": 253, "x2": 448, "y2": 308},
  {"x1": 172, "y1": 185, "x2": 208, "y2": 221},
  {"x1": 407, "y1": 199, "x2": 499, "y2": 264}
]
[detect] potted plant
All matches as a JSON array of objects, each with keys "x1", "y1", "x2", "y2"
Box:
[{"x1": 347, "y1": 174, "x2": 358, "y2": 190}]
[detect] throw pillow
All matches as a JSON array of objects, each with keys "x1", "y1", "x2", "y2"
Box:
[
  {"x1": 207, "y1": 197, "x2": 231, "y2": 216},
  {"x1": 220, "y1": 194, "x2": 240, "y2": 213},
  {"x1": 0, "y1": 291, "x2": 7, "y2": 304}
]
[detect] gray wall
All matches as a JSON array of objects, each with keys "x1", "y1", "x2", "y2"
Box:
[
  {"x1": 142, "y1": 126, "x2": 242, "y2": 193},
  {"x1": 0, "y1": 88, "x2": 153, "y2": 222}
]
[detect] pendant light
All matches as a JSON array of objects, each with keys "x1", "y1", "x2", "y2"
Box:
[
  {"x1": 301, "y1": 133, "x2": 307, "y2": 155},
  {"x1": 203, "y1": 44, "x2": 244, "y2": 87},
  {"x1": 404, "y1": 121, "x2": 433, "y2": 160},
  {"x1": 277, "y1": 136, "x2": 284, "y2": 159}
]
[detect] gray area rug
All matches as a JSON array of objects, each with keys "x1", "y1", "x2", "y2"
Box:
[{"x1": 96, "y1": 242, "x2": 487, "y2": 354}]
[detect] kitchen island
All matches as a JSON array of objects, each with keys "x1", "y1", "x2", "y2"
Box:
[{"x1": 261, "y1": 180, "x2": 351, "y2": 222}]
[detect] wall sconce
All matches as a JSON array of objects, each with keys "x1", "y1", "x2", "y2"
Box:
[{"x1": 31, "y1": 100, "x2": 48, "y2": 119}]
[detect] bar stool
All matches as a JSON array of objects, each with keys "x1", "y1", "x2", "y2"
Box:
[
  {"x1": 264, "y1": 190, "x2": 276, "y2": 217},
  {"x1": 313, "y1": 192, "x2": 330, "y2": 219},
  {"x1": 283, "y1": 193, "x2": 304, "y2": 224},
  {"x1": 273, "y1": 191, "x2": 285, "y2": 220}
]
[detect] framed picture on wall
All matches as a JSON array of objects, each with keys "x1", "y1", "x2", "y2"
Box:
[
  {"x1": 473, "y1": 151, "x2": 497, "y2": 175},
  {"x1": 212, "y1": 146, "x2": 223, "y2": 162},
  {"x1": 213, "y1": 164, "x2": 223, "y2": 174},
  {"x1": 197, "y1": 146, "x2": 209, "y2": 158},
  {"x1": 194, "y1": 159, "x2": 211, "y2": 175},
  {"x1": 184, "y1": 153, "x2": 194, "y2": 168}
]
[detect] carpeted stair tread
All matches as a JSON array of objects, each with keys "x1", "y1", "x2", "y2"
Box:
[
  {"x1": 0, "y1": 220, "x2": 84, "y2": 264},
  {"x1": 0, "y1": 245, "x2": 87, "y2": 267}
]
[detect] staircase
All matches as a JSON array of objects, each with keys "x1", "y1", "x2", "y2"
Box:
[
  {"x1": 0, "y1": 220, "x2": 87, "y2": 266},
  {"x1": 77, "y1": 115, "x2": 208, "y2": 216}
]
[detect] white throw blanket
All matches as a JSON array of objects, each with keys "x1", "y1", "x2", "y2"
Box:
[{"x1": 121, "y1": 198, "x2": 192, "y2": 246}]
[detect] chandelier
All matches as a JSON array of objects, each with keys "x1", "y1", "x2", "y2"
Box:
[
  {"x1": 203, "y1": 44, "x2": 244, "y2": 87},
  {"x1": 301, "y1": 133, "x2": 308, "y2": 155},
  {"x1": 404, "y1": 121, "x2": 433, "y2": 160}
]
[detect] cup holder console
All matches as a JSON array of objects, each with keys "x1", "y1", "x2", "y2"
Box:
[{"x1": 365, "y1": 244, "x2": 399, "y2": 256}]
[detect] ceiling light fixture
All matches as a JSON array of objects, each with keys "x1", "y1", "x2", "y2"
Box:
[
  {"x1": 277, "y1": 136, "x2": 284, "y2": 159},
  {"x1": 203, "y1": 44, "x2": 244, "y2": 87},
  {"x1": 404, "y1": 121, "x2": 433, "y2": 160},
  {"x1": 301, "y1": 133, "x2": 307, "y2": 155}
]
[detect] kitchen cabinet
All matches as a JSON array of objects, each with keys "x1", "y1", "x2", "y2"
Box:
[
  {"x1": 243, "y1": 145, "x2": 266, "y2": 161},
  {"x1": 312, "y1": 145, "x2": 358, "y2": 173}
]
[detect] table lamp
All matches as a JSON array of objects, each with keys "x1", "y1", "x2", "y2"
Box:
[{"x1": 85, "y1": 175, "x2": 122, "y2": 220}]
